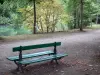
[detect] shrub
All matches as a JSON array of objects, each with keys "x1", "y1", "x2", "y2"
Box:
[
  {"x1": 0, "y1": 25, "x2": 32, "y2": 36},
  {"x1": 16, "y1": 27, "x2": 32, "y2": 35},
  {"x1": 67, "y1": 21, "x2": 74, "y2": 29},
  {"x1": 0, "y1": 27, "x2": 16, "y2": 36},
  {"x1": 0, "y1": 16, "x2": 11, "y2": 24}
]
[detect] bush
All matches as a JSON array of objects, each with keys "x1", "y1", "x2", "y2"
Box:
[
  {"x1": 0, "y1": 16, "x2": 11, "y2": 24},
  {"x1": 67, "y1": 21, "x2": 74, "y2": 29},
  {"x1": 0, "y1": 27, "x2": 16, "y2": 36},
  {"x1": 16, "y1": 27, "x2": 32, "y2": 35},
  {"x1": 0, "y1": 26, "x2": 32, "y2": 36}
]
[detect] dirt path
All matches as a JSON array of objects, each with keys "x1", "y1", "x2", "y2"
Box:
[{"x1": 1, "y1": 30, "x2": 100, "y2": 75}]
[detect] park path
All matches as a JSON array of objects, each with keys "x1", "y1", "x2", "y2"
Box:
[{"x1": 1, "y1": 30, "x2": 100, "y2": 75}]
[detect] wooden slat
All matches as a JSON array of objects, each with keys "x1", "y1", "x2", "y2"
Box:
[
  {"x1": 18, "y1": 53, "x2": 68, "y2": 65},
  {"x1": 7, "y1": 51, "x2": 54, "y2": 61},
  {"x1": 13, "y1": 42, "x2": 61, "y2": 52}
]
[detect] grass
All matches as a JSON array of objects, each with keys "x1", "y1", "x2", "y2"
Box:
[
  {"x1": 0, "y1": 25, "x2": 99, "y2": 43},
  {"x1": 87, "y1": 24, "x2": 100, "y2": 29},
  {"x1": 0, "y1": 30, "x2": 80, "y2": 42},
  {"x1": 0, "y1": 34, "x2": 46, "y2": 42}
]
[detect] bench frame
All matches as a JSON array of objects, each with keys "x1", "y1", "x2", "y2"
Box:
[{"x1": 7, "y1": 42, "x2": 67, "y2": 72}]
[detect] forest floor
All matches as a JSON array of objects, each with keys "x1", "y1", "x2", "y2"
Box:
[{"x1": 1, "y1": 29, "x2": 100, "y2": 75}]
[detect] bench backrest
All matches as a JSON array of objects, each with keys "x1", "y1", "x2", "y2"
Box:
[{"x1": 13, "y1": 42, "x2": 61, "y2": 52}]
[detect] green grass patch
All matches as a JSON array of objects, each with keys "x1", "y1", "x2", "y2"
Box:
[{"x1": 87, "y1": 24, "x2": 100, "y2": 29}]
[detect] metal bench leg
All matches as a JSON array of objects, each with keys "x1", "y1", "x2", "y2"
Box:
[
  {"x1": 50, "y1": 60, "x2": 54, "y2": 63},
  {"x1": 14, "y1": 61, "x2": 24, "y2": 72},
  {"x1": 16, "y1": 66, "x2": 20, "y2": 71},
  {"x1": 55, "y1": 59, "x2": 58, "y2": 64},
  {"x1": 16, "y1": 64, "x2": 24, "y2": 72},
  {"x1": 20, "y1": 64, "x2": 24, "y2": 73},
  {"x1": 15, "y1": 64, "x2": 24, "y2": 73},
  {"x1": 51, "y1": 59, "x2": 59, "y2": 64},
  {"x1": 14, "y1": 61, "x2": 20, "y2": 71},
  {"x1": 23, "y1": 64, "x2": 27, "y2": 67}
]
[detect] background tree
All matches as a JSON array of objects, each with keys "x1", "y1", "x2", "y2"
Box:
[
  {"x1": 80, "y1": 0, "x2": 84, "y2": 31},
  {"x1": 0, "y1": 0, "x2": 100, "y2": 36}
]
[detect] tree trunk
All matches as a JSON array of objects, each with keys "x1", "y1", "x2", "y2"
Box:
[
  {"x1": 80, "y1": 0, "x2": 83, "y2": 31},
  {"x1": 96, "y1": 14, "x2": 99, "y2": 24},
  {"x1": 96, "y1": 0, "x2": 98, "y2": 24},
  {"x1": 33, "y1": 0, "x2": 36, "y2": 34},
  {"x1": 76, "y1": 7, "x2": 80, "y2": 28},
  {"x1": 47, "y1": 26, "x2": 49, "y2": 33},
  {"x1": 74, "y1": 10, "x2": 77, "y2": 28},
  {"x1": 40, "y1": 17, "x2": 44, "y2": 33}
]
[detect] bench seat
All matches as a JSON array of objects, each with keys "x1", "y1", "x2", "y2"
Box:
[
  {"x1": 18, "y1": 54, "x2": 68, "y2": 65},
  {"x1": 7, "y1": 51, "x2": 54, "y2": 61}
]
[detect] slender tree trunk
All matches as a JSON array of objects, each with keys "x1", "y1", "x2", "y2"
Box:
[
  {"x1": 40, "y1": 17, "x2": 44, "y2": 33},
  {"x1": 90, "y1": 15, "x2": 92, "y2": 27},
  {"x1": 96, "y1": 0, "x2": 98, "y2": 24},
  {"x1": 80, "y1": 0, "x2": 83, "y2": 31},
  {"x1": 96, "y1": 14, "x2": 99, "y2": 24},
  {"x1": 33, "y1": 0, "x2": 36, "y2": 34},
  {"x1": 77, "y1": 8, "x2": 80, "y2": 28},
  {"x1": 47, "y1": 26, "x2": 49, "y2": 33},
  {"x1": 74, "y1": 10, "x2": 77, "y2": 28}
]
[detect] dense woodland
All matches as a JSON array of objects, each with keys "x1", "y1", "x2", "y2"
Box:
[{"x1": 0, "y1": 0, "x2": 100, "y2": 36}]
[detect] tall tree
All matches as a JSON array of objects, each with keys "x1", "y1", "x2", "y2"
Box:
[
  {"x1": 28, "y1": 0, "x2": 44, "y2": 34},
  {"x1": 80, "y1": 0, "x2": 84, "y2": 31},
  {"x1": 33, "y1": 0, "x2": 36, "y2": 34},
  {"x1": 96, "y1": 0, "x2": 99, "y2": 24}
]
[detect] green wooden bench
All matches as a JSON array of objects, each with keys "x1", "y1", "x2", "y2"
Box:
[{"x1": 7, "y1": 42, "x2": 68, "y2": 72}]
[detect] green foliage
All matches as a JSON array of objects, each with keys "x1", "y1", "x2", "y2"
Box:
[
  {"x1": 0, "y1": 27, "x2": 16, "y2": 36},
  {"x1": 0, "y1": 0, "x2": 4, "y2": 4},
  {"x1": 16, "y1": 27, "x2": 32, "y2": 35},
  {"x1": 0, "y1": 1, "x2": 11, "y2": 24},
  {"x1": 0, "y1": 26, "x2": 32, "y2": 36},
  {"x1": 0, "y1": 16, "x2": 11, "y2": 24},
  {"x1": 65, "y1": 0, "x2": 99, "y2": 29},
  {"x1": 87, "y1": 24, "x2": 100, "y2": 29},
  {"x1": 19, "y1": 0, "x2": 64, "y2": 32},
  {"x1": 0, "y1": 1, "x2": 11, "y2": 17},
  {"x1": 0, "y1": 0, "x2": 100, "y2": 36},
  {"x1": 67, "y1": 21, "x2": 74, "y2": 29},
  {"x1": 10, "y1": 13, "x2": 23, "y2": 29}
]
